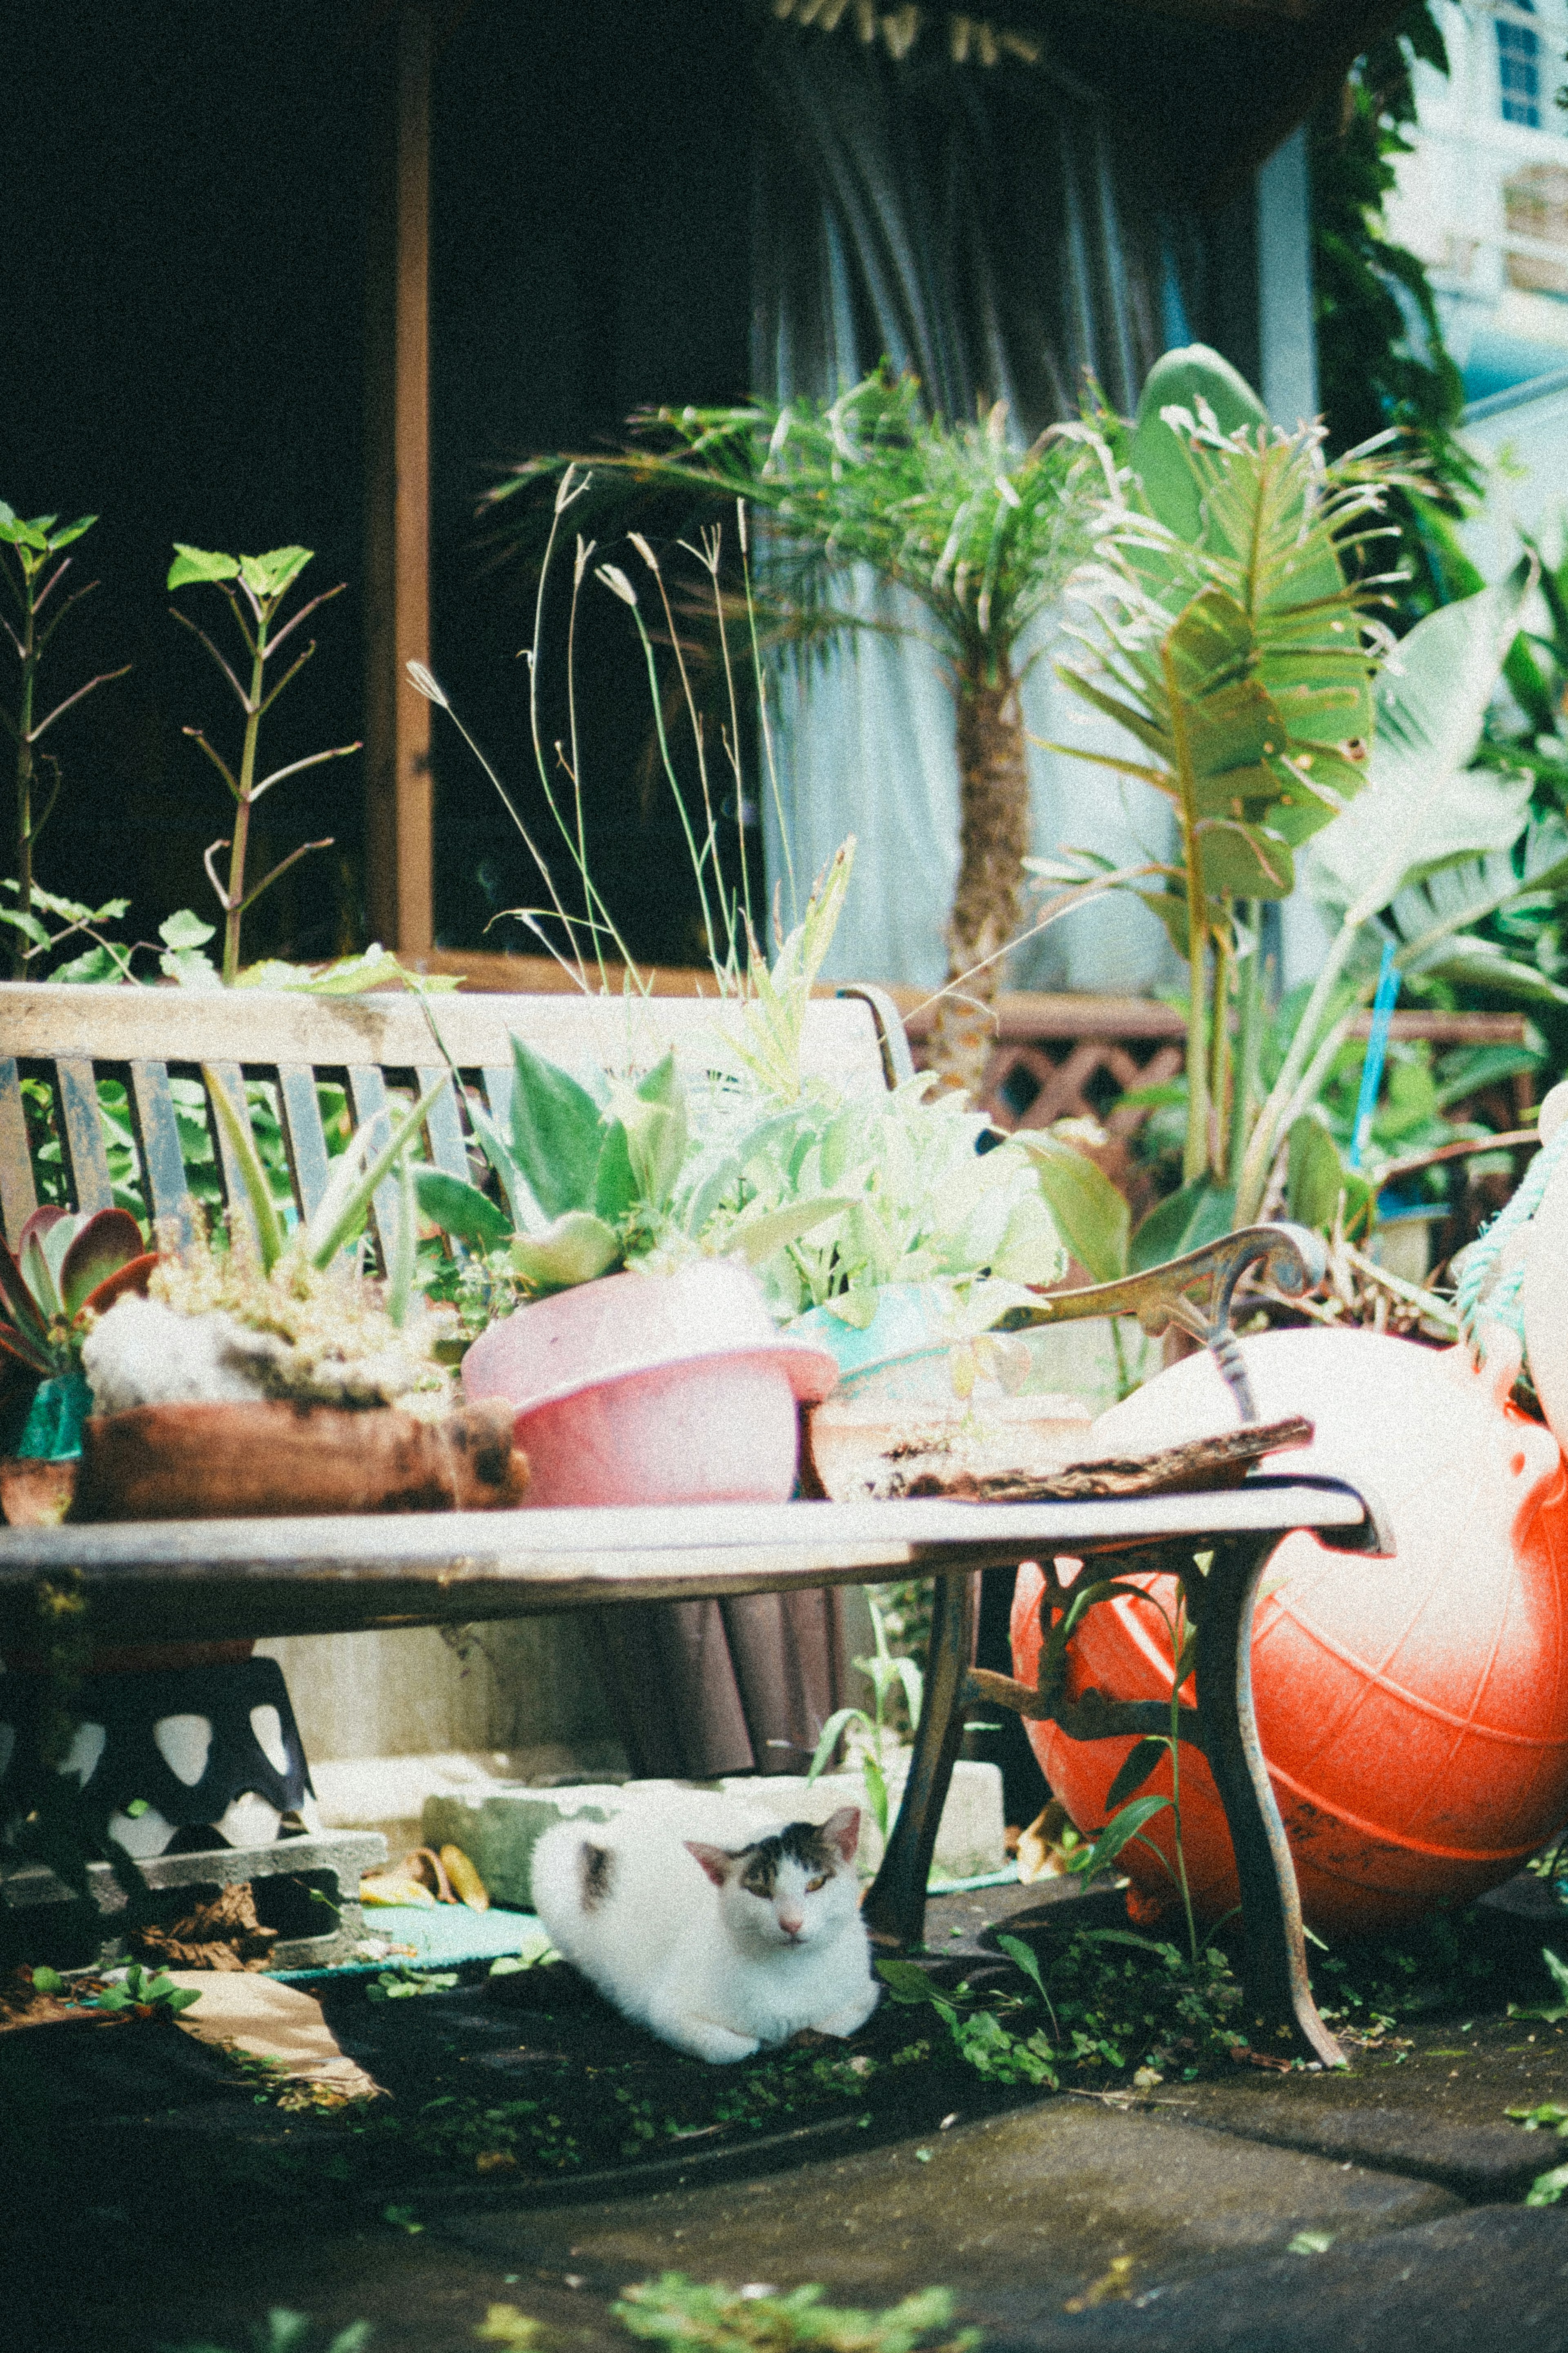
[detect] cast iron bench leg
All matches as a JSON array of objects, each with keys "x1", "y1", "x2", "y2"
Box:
[
  {"x1": 1197, "y1": 1530, "x2": 1343, "y2": 2068},
  {"x1": 861, "y1": 1567, "x2": 976, "y2": 1948}
]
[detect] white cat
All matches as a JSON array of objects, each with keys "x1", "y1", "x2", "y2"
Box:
[{"x1": 528, "y1": 1794, "x2": 879, "y2": 2064}]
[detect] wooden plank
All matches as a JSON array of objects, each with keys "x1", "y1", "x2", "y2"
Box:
[
  {"x1": 127, "y1": 1061, "x2": 196, "y2": 1246},
  {"x1": 0, "y1": 1485, "x2": 1372, "y2": 1648},
  {"x1": 417, "y1": 1066, "x2": 471, "y2": 1181},
  {"x1": 364, "y1": 0, "x2": 433, "y2": 956},
  {"x1": 276, "y1": 1065, "x2": 334, "y2": 1220},
  {"x1": 0, "y1": 1059, "x2": 38, "y2": 1242},
  {"x1": 347, "y1": 1065, "x2": 405, "y2": 1265},
  {"x1": 55, "y1": 1058, "x2": 114, "y2": 1215}
]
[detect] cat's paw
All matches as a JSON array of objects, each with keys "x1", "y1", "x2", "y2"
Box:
[
  {"x1": 651, "y1": 2010, "x2": 760, "y2": 2063},
  {"x1": 812, "y1": 1992, "x2": 880, "y2": 2039}
]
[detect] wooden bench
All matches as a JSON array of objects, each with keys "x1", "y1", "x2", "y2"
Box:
[{"x1": 0, "y1": 977, "x2": 1385, "y2": 2063}]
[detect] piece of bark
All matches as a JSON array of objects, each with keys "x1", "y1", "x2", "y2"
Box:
[
  {"x1": 803, "y1": 1393, "x2": 1095, "y2": 1505},
  {"x1": 884, "y1": 1415, "x2": 1314, "y2": 1502},
  {"x1": 0, "y1": 1456, "x2": 78, "y2": 1526},
  {"x1": 132, "y1": 1879, "x2": 279, "y2": 1972},
  {"x1": 70, "y1": 1396, "x2": 529, "y2": 1521}
]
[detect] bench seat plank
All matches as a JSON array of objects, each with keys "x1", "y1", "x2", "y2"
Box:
[{"x1": 0, "y1": 1483, "x2": 1370, "y2": 1648}]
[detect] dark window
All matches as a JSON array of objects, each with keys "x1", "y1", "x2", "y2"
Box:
[{"x1": 1499, "y1": 13, "x2": 1543, "y2": 128}]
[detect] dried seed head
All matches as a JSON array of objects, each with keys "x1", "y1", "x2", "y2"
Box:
[{"x1": 405, "y1": 660, "x2": 448, "y2": 708}]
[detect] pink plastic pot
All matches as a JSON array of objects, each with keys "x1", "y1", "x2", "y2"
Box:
[{"x1": 461, "y1": 1261, "x2": 838, "y2": 1508}]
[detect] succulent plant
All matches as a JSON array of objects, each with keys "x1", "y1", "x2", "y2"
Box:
[{"x1": 0, "y1": 1205, "x2": 157, "y2": 1383}]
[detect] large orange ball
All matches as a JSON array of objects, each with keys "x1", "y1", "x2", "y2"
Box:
[{"x1": 1013, "y1": 1329, "x2": 1568, "y2": 1936}]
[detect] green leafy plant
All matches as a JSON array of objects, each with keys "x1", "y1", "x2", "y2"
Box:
[
  {"x1": 0, "y1": 502, "x2": 129, "y2": 979},
  {"x1": 488, "y1": 365, "x2": 1098, "y2": 1091},
  {"x1": 167, "y1": 2313, "x2": 372, "y2": 2353},
  {"x1": 0, "y1": 1204, "x2": 156, "y2": 1455},
  {"x1": 0, "y1": 1207, "x2": 156, "y2": 1385},
  {"x1": 167, "y1": 542, "x2": 360, "y2": 984},
  {"x1": 807, "y1": 1596, "x2": 924, "y2": 1840},
  {"x1": 1039, "y1": 371, "x2": 1557, "y2": 1264},
  {"x1": 612, "y1": 2275, "x2": 980, "y2": 2353},
  {"x1": 202, "y1": 1062, "x2": 442, "y2": 1325},
  {"x1": 88, "y1": 1960, "x2": 203, "y2": 2018},
  {"x1": 1044, "y1": 350, "x2": 1395, "y2": 1206}
]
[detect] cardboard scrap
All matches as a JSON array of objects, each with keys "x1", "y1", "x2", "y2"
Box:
[{"x1": 170, "y1": 1971, "x2": 384, "y2": 2105}]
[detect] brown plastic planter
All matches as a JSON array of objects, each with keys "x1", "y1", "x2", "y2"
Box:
[{"x1": 67, "y1": 1397, "x2": 528, "y2": 1522}]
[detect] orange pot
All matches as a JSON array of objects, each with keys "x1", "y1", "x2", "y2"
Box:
[{"x1": 1012, "y1": 1328, "x2": 1568, "y2": 1937}]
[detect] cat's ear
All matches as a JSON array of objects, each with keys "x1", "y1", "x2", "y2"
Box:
[
  {"x1": 684, "y1": 1840, "x2": 734, "y2": 1887},
  {"x1": 822, "y1": 1806, "x2": 860, "y2": 1865}
]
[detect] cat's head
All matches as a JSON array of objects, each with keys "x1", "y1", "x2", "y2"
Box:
[{"x1": 685, "y1": 1807, "x2": 862, "y2": 1953}]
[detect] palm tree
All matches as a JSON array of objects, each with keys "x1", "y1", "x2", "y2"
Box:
[{"x1": 489, "y1": 368, "x2": 1095, "y2": 1096}]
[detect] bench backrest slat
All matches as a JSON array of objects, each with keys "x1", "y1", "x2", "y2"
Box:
[
  {"x1": 127, "y1": 1060, "x2": 197, "y2": 1246},
  {"x1": 56, "y1": 1057, "x2": 116, "y2": 1216},
  {"x1": 0, "y1": 1059, "x2": 37, "y2": 1236},
  {"x1": 345, "y1": 1065, "x2": 402, "y2": 1264},
  {"x1": 276, "y1": 1064, "x2": 334, "y2": 1220},
  {"x1": 419, "y1": 1067, "x2": 472, "y2": 1183}
]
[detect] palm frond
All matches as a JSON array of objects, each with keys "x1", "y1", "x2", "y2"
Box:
[{"x1": 487, "y1": 368, "x2": 1096, "y2": 669}]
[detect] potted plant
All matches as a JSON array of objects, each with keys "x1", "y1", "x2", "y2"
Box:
[
  {"x1": 17, "y1": 1071, "x2": 526, "y2": 1523},
  {"x1": 407, "y1": 838, "x2": 1089, "y2": 1505}
]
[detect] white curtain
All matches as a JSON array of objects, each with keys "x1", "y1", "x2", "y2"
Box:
[{"x1": 752, "y1": 29, "x2": 1195, "y2": 993}]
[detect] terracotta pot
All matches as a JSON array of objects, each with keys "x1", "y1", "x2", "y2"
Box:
[
  {"x1": 69, "y1": 1397, "x2": 528, "y2": 1522},
  {"x1": 461, "y1": 1261, "x2": 837, "y2": 1508},
  {"x1": 1012, "y1": 1328, "x2": 1568, "y2": 1937}
]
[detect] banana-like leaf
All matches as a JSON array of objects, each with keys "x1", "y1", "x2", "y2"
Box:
[
  {"x1": 1404, "y1": 938, "x2": 1568, "y2": 1005},
  {"x1": 1308, "y1": 562, "x2": 1536, "y2": 913},
  {"x1": 1127, "y1": 344, "x2": 1270, "y2": 544}
]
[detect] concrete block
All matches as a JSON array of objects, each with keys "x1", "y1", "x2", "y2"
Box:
[
  {"x1": 421, "y1": 1780, "x2": 686, "y2": 1910},
  {"x1": 719, "y1": 1757, "x2": 1007, "y2": 1881},
  {"x1": 313, "y1": 1746, "x2": 628, "y2": 1862},
  {"x1": 419, "y1": 1755, "x2": 1005, "y2": 1911},
  {"x1": 1, "y1": 1828, "x2": 386, "y2": 1971}
]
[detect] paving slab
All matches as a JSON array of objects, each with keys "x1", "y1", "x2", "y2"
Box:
[
  {"x1": 1149, "y1": 2013, "x2": 1568, "y2": 2201},
  {"x1": 984, "y1": 2204, "x2": 1568, "y2": 2351},
  {"x1": 437, "y1": 2099, "x2": 1457, "y2": 2329}
]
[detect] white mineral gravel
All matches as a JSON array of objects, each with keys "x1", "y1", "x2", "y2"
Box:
[
  {"x1": 80, "y1": 1296, "x2": 271, "y2": 1413},
  {"x1": 80, "y1": 1289, "x2": 452, "y2": 1417}
]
